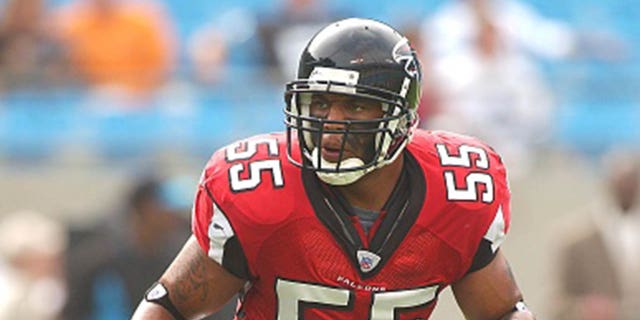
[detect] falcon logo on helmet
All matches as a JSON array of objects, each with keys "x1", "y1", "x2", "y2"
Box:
[{"x1": 393, "y1": 38, "x2": 421, "y2": 80}]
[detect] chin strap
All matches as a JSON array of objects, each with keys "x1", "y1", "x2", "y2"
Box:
[
  {"x1": 310, "y1": 148, "x2": 370, "y2": 186},
  {"x1": 315, "y1": 165, "x2": 373, "y2": 186},
  {"x1": 309, "y1": 146, "x2": 401, "y2": 186}
]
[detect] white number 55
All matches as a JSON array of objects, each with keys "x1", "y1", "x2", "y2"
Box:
[
  {"x1": 436, "y1": 144, "x2": 494, "y2": 203},
  {"x1": 276, "y1": 279, "x2": 438, "y2": 320},
  {"x1": 225, "y1": 137, "x2": 284, "y2": 192}
]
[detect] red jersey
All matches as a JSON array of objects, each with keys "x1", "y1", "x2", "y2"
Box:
[{"x1": 192, "y1": 129, "x2": 511, "y2": 319}]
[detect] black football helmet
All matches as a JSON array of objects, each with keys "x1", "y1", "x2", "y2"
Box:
[{"x1": 284, "y1": 18, "x2": 422, "y2": 185}]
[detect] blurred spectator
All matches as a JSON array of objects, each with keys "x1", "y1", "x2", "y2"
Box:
[
  {"x1": 63, "y1": 174, "x2": 241, "y2": 319},
  {"x1": 552, "y1": 150, "x2": 640, "y2": 320},
  {"x1": 423, "y1": 0, "x2": 554, "y2": 178},
  {"x1": 256, "y1": 0, "x2": 347, "y2": 81},
  {"x1": 55, "y1": 0, "x2": 175, "y2": 100},
  {"x1": 0, "y1": 210, "x2": 68, "y2": 320},
  {"x1": 0, "y1": 0, "x2": 69, "y2": 92},
  {"x1": 187, "y1": 21, "x2": 228, "y2": 86},
  {"x1": 421, "y1": 0, "x2": 627, "y2": 63},
  {"x1": 419, "y1": 0, "x2": 629, "y2": 153}
]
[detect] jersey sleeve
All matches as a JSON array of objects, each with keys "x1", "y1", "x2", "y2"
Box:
[
  {"x1": 466, "y1": 156, "x2": 511, "y2": 273},
  {"x1": 190, "y1": 133, "x2": 296, "y2": 280},
  {"x1": 191, "y1": 149, "x2": 251, "y2": 280},
  {"x1": 411, "y1": 130, "x2": 512, "y2": 278},
  {"x1": 459, "y1": 137, "x2": 512, "y2": 273}
]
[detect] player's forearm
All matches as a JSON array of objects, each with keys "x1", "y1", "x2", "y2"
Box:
[{"x1": 131, "y1": 301, "x2": 183, "y2": 320}]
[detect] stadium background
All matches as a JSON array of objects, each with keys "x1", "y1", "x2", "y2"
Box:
[{"x1": 0, "y1": 0, "x2": 638, "y2": 318}]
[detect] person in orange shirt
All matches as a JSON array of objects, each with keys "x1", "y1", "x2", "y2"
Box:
[{"x1": 56, "y1": 0, "x2": 174, "y2": 96}]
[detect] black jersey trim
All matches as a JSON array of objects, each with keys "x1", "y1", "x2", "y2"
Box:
[
  {"x1": 302, "y1": 168, "x2": 363, "y2": 258},
  {"x1": 204, "y1": 185, "x2": 252, "y2": 280},
  {"x1": 302, "y1": 151, "x2": 426, "y2": 278},
  {"x1": 466, "y1": 240, "x2": 498, "y2": 274},
  {"x1": 222, "y1": 236, "x2": 251, "y2": 279},
  {"x1": 368, "y1": 151, "x2": 426, "y2": 270}
]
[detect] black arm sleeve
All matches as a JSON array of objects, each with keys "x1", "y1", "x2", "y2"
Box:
[
  {"x1": 466, "y1": 238, "x2": 498, "y2": 274},
  {"x1": 222, "y1": 236, "x2": 251, "y2": 280}
]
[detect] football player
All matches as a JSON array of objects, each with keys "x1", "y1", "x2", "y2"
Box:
[{"x1": 132, "y1": 18, "x2": 535, "y2": 320}]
